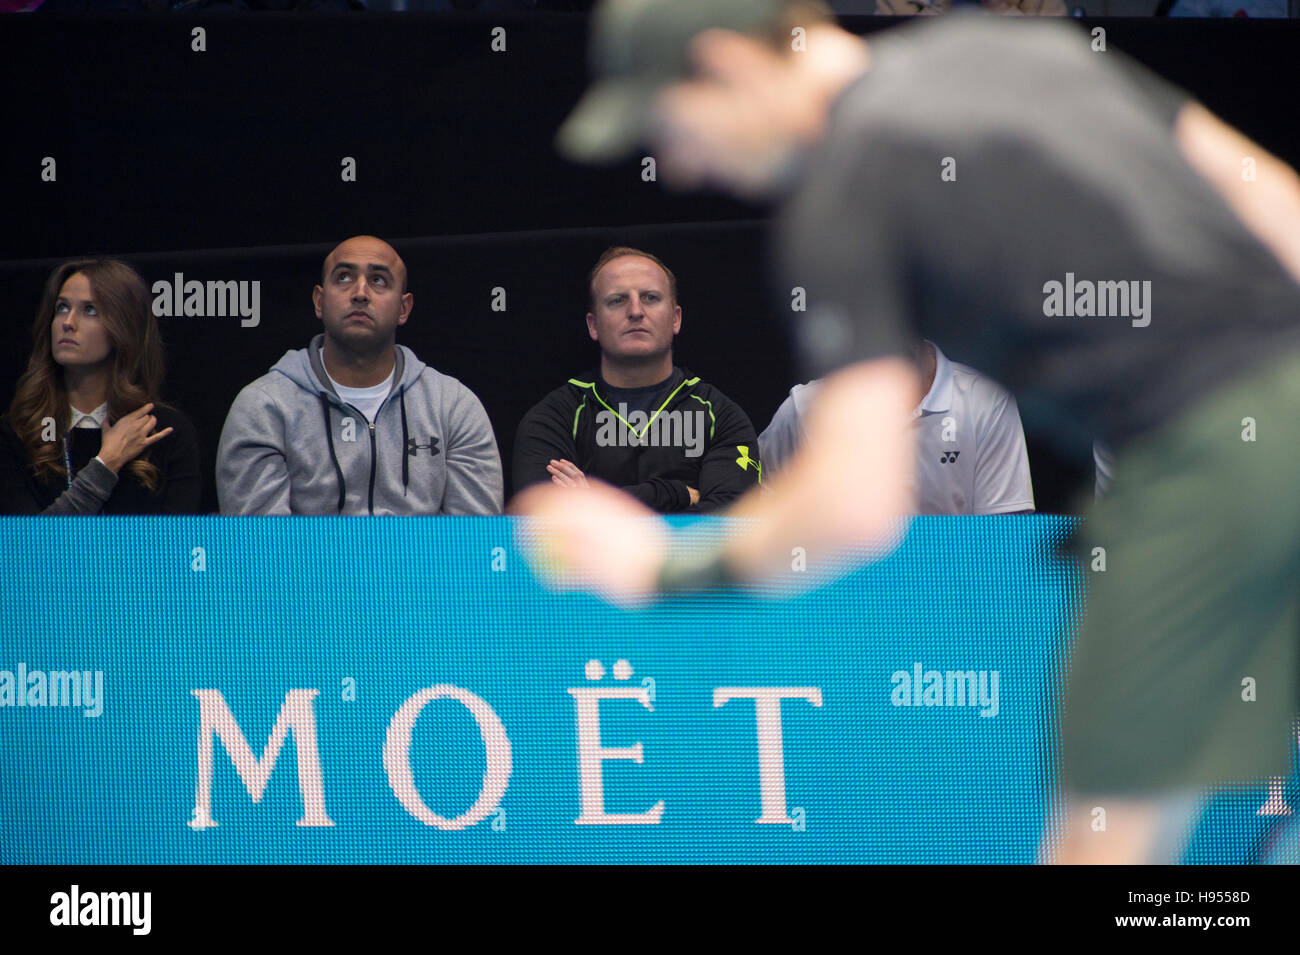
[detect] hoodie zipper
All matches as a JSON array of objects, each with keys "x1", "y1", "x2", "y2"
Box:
[
  {"x1": 364, "y1": 391, "x2": 401, "y2": 515},
  {"x1": 337, "y1": 400, "x2": 379, "y2": 515},
  {"x1": 367, "y1": 419, "x2": 377, "y2": 515},
  {"x1": 314, "y1": 339, "x2": 401, "y2": 514}
]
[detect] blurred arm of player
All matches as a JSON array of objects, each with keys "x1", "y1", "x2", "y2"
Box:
[
  {"x1": 513, "y1": 357, "x2": 919, "y2": 606},
  {"x1": 722, "y1": 358, "x2": 919, "y2": 578},
  {"x1": 1176, "y1": 101, "x2": 1300, "y2": 285}
]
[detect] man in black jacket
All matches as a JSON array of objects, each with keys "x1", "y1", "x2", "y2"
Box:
[{"x1": 512, "y1": 246, "x2": 760, "y2": 513}]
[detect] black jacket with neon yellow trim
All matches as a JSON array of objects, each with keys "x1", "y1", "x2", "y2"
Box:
[{"x1": 512, "y1": 367, "x2": 760, "y2": 513}]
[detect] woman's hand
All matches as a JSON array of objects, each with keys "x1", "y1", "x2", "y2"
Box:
[{"x1": 97, "y1": 403, "x2": 173, "y2": 473}]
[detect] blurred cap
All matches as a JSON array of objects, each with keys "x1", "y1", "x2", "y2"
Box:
[{"x1": 556, "y1": 0, "x2": 789, "y2": 164}]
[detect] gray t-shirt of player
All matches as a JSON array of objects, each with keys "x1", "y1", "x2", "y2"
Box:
[{"x1": 778, "y1": 12, "x2": 1300, "y2": 459}]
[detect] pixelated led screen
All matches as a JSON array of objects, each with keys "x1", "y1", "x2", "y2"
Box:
[{"x1": 0, "y1": 515, "x2": 1292, "y2": 863}]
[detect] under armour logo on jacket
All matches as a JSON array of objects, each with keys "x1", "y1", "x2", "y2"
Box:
[
  {"x1": 735, "y1": 444, "x2": 759, "y2": 472},
  {"x1": 940, "y1": 450, "x2": 961, "y2": 464},
  {"x1": 407, "y1": 435, "x2": 441, "y2": 457}
]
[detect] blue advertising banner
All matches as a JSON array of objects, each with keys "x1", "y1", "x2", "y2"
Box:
[{"x1": 0, "y1": 516, "x2": 1293, "y2": 863}]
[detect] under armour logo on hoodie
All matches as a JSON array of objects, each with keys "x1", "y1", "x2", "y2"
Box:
[{"x1": 407, "y1": 435, "x2": 441, "y2": 457}]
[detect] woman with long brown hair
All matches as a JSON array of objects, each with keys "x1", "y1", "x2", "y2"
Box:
[{"x1": 0, "y1": 259, "x2": 201, "y2": 513}]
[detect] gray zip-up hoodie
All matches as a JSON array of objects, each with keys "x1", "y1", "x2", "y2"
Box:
[{"x1": 217, "y1": 334, "x2": 503, "y2": 515}]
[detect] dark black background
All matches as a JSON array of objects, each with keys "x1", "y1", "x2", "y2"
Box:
[
  {"x1": 0, "y1": 863, "x2": 1282, "y2": 941},
  {"x1": 3, "y1": 14, "x2": 1298, "y2": 512}
]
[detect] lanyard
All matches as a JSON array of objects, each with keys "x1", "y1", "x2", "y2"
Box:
[{"x1": 62, "y1": 431, "x2": 75, "y2": 489}]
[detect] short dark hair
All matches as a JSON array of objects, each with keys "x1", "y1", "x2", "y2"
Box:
[{"x1": 587, "y1": 246, "x2": 679, "y2": 312}]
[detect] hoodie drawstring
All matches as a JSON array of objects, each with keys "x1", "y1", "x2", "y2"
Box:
[
  {"x1": 320, "y1": 394, "x2": 346, "y2": 513},
  {"x1": 400, "y1": 389, "x2": 410, "y2": 496}
]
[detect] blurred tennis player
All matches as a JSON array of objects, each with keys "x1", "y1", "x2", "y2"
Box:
[{"x1": 519, "y1": 0, "x2": 1300, "y2": 864}]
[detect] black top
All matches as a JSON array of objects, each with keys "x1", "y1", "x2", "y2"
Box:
[
  {"x1": 779, "y1": 13, "x2": 1300, "y2": 459},
  {"x1": 0, "y1": 404, "x2": 203, "y2": 514},
  {"x1": 597, "y1": 370, "x2": 682, "y2": 416},
  {"x1": 513, "y1": 367, "x2": 761, "y2": 513}
]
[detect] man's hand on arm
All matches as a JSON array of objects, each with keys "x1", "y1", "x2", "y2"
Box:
[
  {"x1": 547, "y1": 459, "x2": 590, "y2": 488},
  {"x1": 549, "y1": 459, "x2": 698, "y2": 507}
]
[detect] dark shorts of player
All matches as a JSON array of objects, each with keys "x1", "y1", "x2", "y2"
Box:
[{"x1": 1061, "y1": 347, "x2": 1300, "y2": 796}]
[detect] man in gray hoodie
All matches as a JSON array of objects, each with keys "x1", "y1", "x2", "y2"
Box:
[{"x1": 216, "y1": 235, "x2": 503, "y2": 515}]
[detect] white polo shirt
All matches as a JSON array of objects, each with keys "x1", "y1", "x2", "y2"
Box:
[{"x1": 757, "y1": 342, "x2": 1035, "y2": 515}]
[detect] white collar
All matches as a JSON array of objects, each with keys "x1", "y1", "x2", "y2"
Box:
[
  {"x1": 915, "y1": 341, "x2": 953, "y2": 417},
  {"x1": 69, "y1": 402, "x2": 109, "y2": 430}
]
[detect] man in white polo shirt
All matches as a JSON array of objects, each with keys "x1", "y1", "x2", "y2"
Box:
[{"x1": 758, "y1": 340, "x2": 1034, "y2": 514}]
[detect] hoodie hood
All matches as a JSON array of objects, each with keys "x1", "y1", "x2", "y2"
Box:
[{"x1": 271, "y1": 332, "x2": 427, "y2": 407}]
